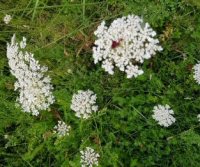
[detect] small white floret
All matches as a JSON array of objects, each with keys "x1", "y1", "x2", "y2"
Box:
[
  {"x1": 20, "y1": 37, "x2": 27, "y2": 49},
  {"x1": 54, "y1": 121, "x2": 71, "y2": 137},
  {"x1": 3, "y1": 14, "x2": 12, "y2": 24}
]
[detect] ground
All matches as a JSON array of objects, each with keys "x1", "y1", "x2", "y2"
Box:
[{"x1": 0, "y1": 0, "x2": 200, "y2": 166}]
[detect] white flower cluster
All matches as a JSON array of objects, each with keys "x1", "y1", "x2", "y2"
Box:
[
  {"x1": 93, "y1": 15, "x2": 162, "y2": 78},
  {"x1": 7, "y1": 34, "x2": 55, "y2": 116},
  {"x1": 3, "y1": 14, "x2": 12, "y2": 24},
  {"x1": 193, "y1": 62, "x2": 200, "y2": 85},
  {"x1": 70, "y1": 90, "x2": 98, "y2": 119},
  {"x1": 53, "y1": 121, "x2": 71, "y2": 137},
  {"x1": 152, "y1": 104, "x2": 176, "y2": 127},
  {"x1": 80, "y1": 147, "x2": 100, "y2": 167}
]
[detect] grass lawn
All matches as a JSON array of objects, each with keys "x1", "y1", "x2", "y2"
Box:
[{"x1": 0, "y1": 0, "x2": 200, "y2": 166}]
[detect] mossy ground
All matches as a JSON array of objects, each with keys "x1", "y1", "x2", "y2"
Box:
[{"x1": 0, "y1": 0, "x2": 200, "y2": 166}]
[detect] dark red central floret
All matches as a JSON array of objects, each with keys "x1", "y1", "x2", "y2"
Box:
[{"x1": 111, "y1": 39, "x2": 123, "y2": 49}]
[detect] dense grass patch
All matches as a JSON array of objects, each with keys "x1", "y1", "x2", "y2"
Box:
[{"x1": 0, "y1": 0, "x2": 200, "y2": 166}]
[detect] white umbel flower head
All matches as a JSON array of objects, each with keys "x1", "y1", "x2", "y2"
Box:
[
  {"x1": 152, "y1": 104, "x2": 176, "y2": 127},
  {"x1": 3, "y1": 14, "x2": 12, "y2": 24},
  {"x1": 80, "y1": 147, "x2": 100, "y2": 167},
  {"x1": 53, "y1": 121, "x2": 71, "y2": 137},
  {"x1": 93, "y1": 14, "x2": 162, "y2": 78},
  {"x1": 7, "y1": 34, "x2": 55, "y2": 116},
  {"x1": 71, "y1": 90, "x2": 98, "y2": 119},
  {"x1": 193, "y1": 62, "x2": 200, "y2": 85}
]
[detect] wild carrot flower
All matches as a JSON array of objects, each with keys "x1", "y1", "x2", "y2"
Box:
[
  {"x1": 152, "y1": 104, "x2": 176, "y2": 127},
  {"x1": 80, "y1": 147, "x2": 100, "y2": 167},
  {"x1": 53, "y1": 121, "x2": 71, "y2": 137},
  {"x1": 70, "y1": 90, "x2": 98, "y2": 119},
  {"x1": 3, "y1": 14, "x2": 12, "y2": 24},
  {"x1": 93, "y1": 14, "x2": 162, "y2": 78},
  {"x1": 7, "y1": 34, "x2": 55, "y2": 116},
  {"x1": 193, "y1": 62, "x2": 200, "y2": 85}
]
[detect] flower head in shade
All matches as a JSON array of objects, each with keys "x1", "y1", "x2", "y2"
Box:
[
  {"x1": 54, "y1": 121, "x2": 71, "y2": 137},
  {"x1": 193, "y1": 62, "x2": 200, "y2": 85},
  {"x1": 3, "y1": 14, "x2": 12, "y2": 24},
  {"x1": 152, "y1": 104, "x2": 176, "y2": 127},
  {"x1": 70, "y1": 90, "x2": 98, "y2": 119},
  {"x1": 80, "y1": 147, "x2": 100, "y2": 167},
  {"x1": 93, "y1": 14, "x2": 162, "y2": 78},
  {"x1": 7, "y1": 34, "x2": 55, "y2": 116},
  {"x1": 197, "y1": 114, "x2": 200, "y2": 122}
]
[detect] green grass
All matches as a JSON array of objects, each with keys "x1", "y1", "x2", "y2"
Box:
[{"x1": 0, "y1": 0, "x2": 200, "y2": 166}]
